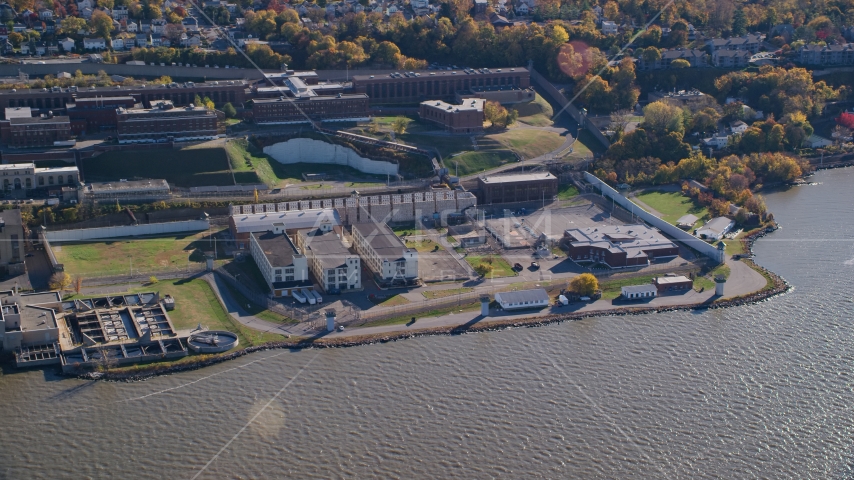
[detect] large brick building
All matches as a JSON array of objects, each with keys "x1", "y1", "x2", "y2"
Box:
[
  {"x1": 66, "y1": 96, "x2": 137, "y2": 133},
  {"x1": 352, "y1": 67, "x2": 530, "y2": 105},
  {"x1": 0, "y1": 81, "x2": 247, "y2": 115},
  {"x1": 419, "y1": 98, "x2": 484, "y2": 134},
  {"x1": 116, "y1": 100, "x2": 218, "y2": 143},
  {"x1": 562, "y1": 224, "x2": 679, "y2": 268},
  {"x1": 251, "y1": 94, "x2": 369, "y2": 124},
  {"x1": 476, "y1": 172, "x2": 558, "y2": 204},
  {"x1": 0, "y1": 107, "x2": 71, "y2": 148}
]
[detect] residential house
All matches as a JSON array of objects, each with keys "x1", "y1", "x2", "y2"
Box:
[
  {"x1": 83, "y1": 37, "x2": 106, "y2": 50},
  {"x1": 180, "y1": 33, "x2": 201, "y2": 47},
  {"x1": 140, "y1": 20, "x2": 150, "y2": 32},
  {"x1": 798, "y1": 43, "x2": 854, "y2": 66},
  {"x1": 601, "y1": 20, "x2": 618, "y2": 35},
  {"x1": 135, "y1": 33, "x2": 149, "y2": 47},
  {"x1": 474, "y1": 0, "x2": 487, "y2": 13},
  {"x1": 112, "y1": 5, "x2": 128, "y2": 20},
  {"x1": 37, "y1": 8, "x2": 52, "y2": 20},
  {"x1": 111, "y1": 36, "x2": 124, "y2": 49},
  {"x1": 126, "y1": 21, "x2": 138, "y2": 33},
  {"x1": 151, "y1": 18, "x2": 166, "y2": 33},
  {"x1": 515, "y1": 2, "x2": 529, "y2": 15},
  {"x1": 804, "y1": 134, "x2": 833, "y2": 148},
  {"x1": 730, "y1": 120, "x2": 748, "y2": 135},
  {"x1": 150, "y1": 32, "x2": 162, "y2": 46},
  {"x1": 77, "y1": 0, "x2": 92, "y2": 10},
  {"x1": 44, "y1": 19, "x2": 54, "y2": 34},
  {"x1": 706, "y1": 33, "x2": 764, "y2": 54},
  {"x1": 19, "y1": 42, "x2": 30, "y2": 55},
  {"x1": 80, "y1": 6, "x2": 93, "y2": 19},
  {"x1": 33, "y1": 41, "x2": 46, "y2": 55},
  {"x1": 59, "y1": 37, "x2": 75, "y2": 52},
  {"x1": 12, "y1": 23, "x2": 25, "y2": 32},
  {"x1": 702, "y1": 134, "x2": 730, "y2": 150},
  {"x1": 639, "y1": 48, "x2": 707, "y2": 69},
  {"x1": 712, "y1": 49, "x2": 751, "y2": 68},
  {"x1": 181, "y1": 17, "x2": 199, "y2": 32}
]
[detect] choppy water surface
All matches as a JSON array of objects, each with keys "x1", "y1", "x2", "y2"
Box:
[{"x1": 2, "y1": 169, "x2": 854, "y2": 479}]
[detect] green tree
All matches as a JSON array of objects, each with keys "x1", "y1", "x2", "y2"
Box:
[
  {"x1": 732, "y1": 8, "x2": 747, "y2": 36},
  {"x1": 222, "y1": 102, "x2": 237, "y2": 118},
  {"x1": 59, "y1": 16, "x2": 88, "y2": 37},
  {"x1": 641, "y1": 100, "x2": 685, "y2": 134},
  {"x1": 474, "y1": 263, "x2": 493, "y2": 277},
  {"x1": 670, "y1": 58, "x2": 690, "y2": 68}
]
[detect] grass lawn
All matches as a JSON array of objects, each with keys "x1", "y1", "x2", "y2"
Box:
[
  {"x1": 404, "y1": 237, "x2": 442, "y2": 253},
  {"x1": 399, "y1": 133, "x2": 474, "y2": 158},
  {"x1": 557, "y1": 184, "x2": 579, "y2": 200},
  {"x1": 83, "y1": 147, "x2": 242, "y2": 187},
  {"x1": 53, "y1": 229, "x2": 227, "y2": 277},
  {"x1": 369, "y1": 294, "x2": 410, "y2": 307},
  {"x1": 725, "y1": 233, "x2": 746, "y2": 256},
  {"x1": 515, "y1": 94, "x2": 554, "y2": 127},
  {"x1": 693, "y1": 264, "x2": 732, "y2": 291},
  {"x1": 222, "y1": 259, "x2": 271, "y2": 294},
  {"x1": 465, "y1": 255, "x2": 517, "y2": 278},
  {"x1": 362, "y1": 301, "x2": 480, "y2": 328},
  {"x1": 225, "y1": 118, "x2": 242, "y2": 126},
  {"x1": 634, "y1": 190, "x2": 709, "y2": 226},
  {"x1": 448, "y1": 150, "x2": 517, "y2": 176},
  {"x1": 489, "y1": 129, "x2": 565, "y2": 159},
  {"x1": 423, "y1": 287, "x2": 474, "y2": 299}
]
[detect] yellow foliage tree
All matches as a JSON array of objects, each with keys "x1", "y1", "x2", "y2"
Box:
[{"x1": 569, "y1": 273, "x2": 599, "y2": 296}]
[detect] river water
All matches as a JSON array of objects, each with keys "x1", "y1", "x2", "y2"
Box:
[{"x1": 2, "y1": 168, "x2": 853, "y2": 479}]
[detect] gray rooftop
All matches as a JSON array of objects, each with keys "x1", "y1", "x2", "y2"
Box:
[
  {"x1": 480, "y1": 172, "x2": 556, "y2": 184},
  {"x1": 564, "y1": 224, "x2": 677, "y2": 259},
  {"x1": 252, "y1": 231, "x2": 300, "y2": 267},
  {"x1": 297, "y1": 228, "x2": 352, "y2": 270},
  {"x1": 622, "y1": 284, "x2": 657, "y2": 294},
  {"x1": 87, "y1": 179, "x2": 169, "y2": 193},
  {"x1": 496, "y1": 288, "x2": 549, "y2": 304},
  {"x1": 9, "y1": 115, "x2": 70, "y2": 125},
  {"x1": 352, "y1": 222, "x2": 412, "y2": 261}
]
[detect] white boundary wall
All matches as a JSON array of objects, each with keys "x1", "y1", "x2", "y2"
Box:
[
  {"x1": 584, "y1": 172, "x2": 724, "y2": 263},
  {"x1": 263, "y1": 138, "x2": 399, "y2": 176},
  {"x1": 45, "y1": 219, "x2": 209, "y2": 242}
]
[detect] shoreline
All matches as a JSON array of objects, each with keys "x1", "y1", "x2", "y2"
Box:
[{"x1": 68, "y1": 225, "x2": 789, "y2": 382}]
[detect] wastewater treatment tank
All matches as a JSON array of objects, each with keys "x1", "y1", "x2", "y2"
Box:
[{"x1": 187, "y1": 331, "x2": 239, "y2": 353}]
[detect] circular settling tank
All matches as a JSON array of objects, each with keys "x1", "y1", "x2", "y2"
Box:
[{"x1": 187, "y1": 331, "x2": 239, "y2": 353}]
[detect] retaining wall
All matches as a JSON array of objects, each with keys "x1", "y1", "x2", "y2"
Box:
[
  {"x1": 45, "y1": 219, "x2": 209, "y2": 242},
  {"x1": 584, "y1": 172, "x2": 724, "y2": 263},
  {"x1": 263, "y1": 138, "x2": 399, "y2": 176}
]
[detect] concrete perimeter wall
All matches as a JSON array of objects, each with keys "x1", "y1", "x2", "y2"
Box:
[
  {"x1": 263, "y1": 138, "x2": 399, "y2": 176},
  {"x1": 584, "y1": 172, "x2": 724, "y2": 263},
  {"x1": 45, "y1": 219, "x2": 209, "y2": 242},
  {"x1": 530, "y1": 68, "x2": 610, "y2": 150}
]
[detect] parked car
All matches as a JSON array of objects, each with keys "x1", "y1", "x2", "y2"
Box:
[
  {"x1": 530, "y1": 262, "x2": 540, "y2": 270},
  {"x1": 513, "y1": 263, "x2": 523, "y2": 271}
]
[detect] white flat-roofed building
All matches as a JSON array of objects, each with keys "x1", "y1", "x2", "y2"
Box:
[
  {"x1": 495, "y1": 288, "x2": 550, "y2": 310},
  {"x1": 249, "y1": 224, "x2": 311, "y2": 297},
  {"x1": 296, "y1": 226, "x2": 361, "y2": 293},
  {"x1": 352, "y1": 222, "x2": 418, "y2": 285},
  {"x1": 621, "y1": 284, "x2": 657, "y2": 299},
  {"x1": 230, "y1": 208, "x2": 341, "y2": 250}
]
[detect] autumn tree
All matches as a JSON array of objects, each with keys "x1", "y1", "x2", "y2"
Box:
[
  {"x1": 474, "y1": 263, "x2": 493, "y2": 277},
  {"x1": 49, "y1": 272, "x2": 72, "y2": 292},
  {"x1": 484, "y1": 101, "x2": 509, "y2": 128},
  {"x1": 391, "y1": 116, "x2": 409, "y2": 135},
  {"x1": 569, "y1": 273, "x2": 599, "y2": 296}
]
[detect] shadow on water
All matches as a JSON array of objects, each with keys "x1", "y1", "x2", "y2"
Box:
[{"x1": 46, "y1": 380, "x2": 98, "y2": 401}]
